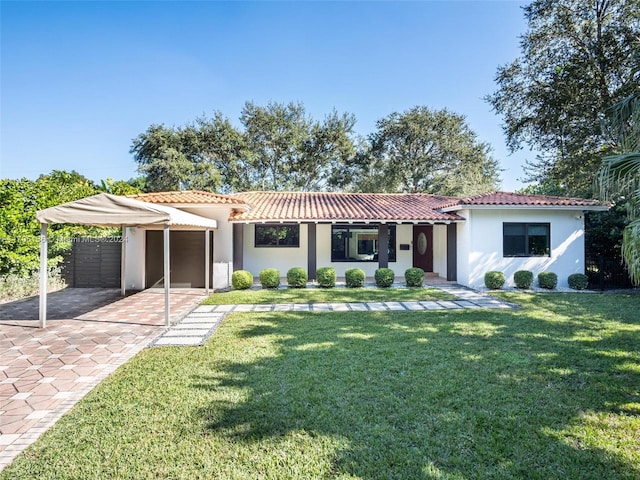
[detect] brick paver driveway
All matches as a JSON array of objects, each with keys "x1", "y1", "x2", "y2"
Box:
[{"x1": 0, "y1": 288, "x2": 206, "y2": 471}]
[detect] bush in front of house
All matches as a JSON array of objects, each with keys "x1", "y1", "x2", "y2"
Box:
[
  {"x1": 568, "y1": 273, "x2": 589, "y2": 290},
  {"x1": 232, "y1": 270, "x2": 253, "y2": 290},
  {"x1": 484, "y1": 271, "x2": 506, "y2": 290},
  {"x1": 316, "y1": 267, "x2": 336, "y2": 288},
  {"x1": 514, "y1": 270, "x2": 534, "y2": 289},
  {"x1": 286, "y1": 267, "x2": 308, "y2": 288},
  {"x1": 375, "y1": 268, "x2": 395, "y2": 288},
  {"x1": 538, "y1": 271, "x2": 558, "y2": 289},
  {"x1": 345, "y1": 268, "x2": 365, "y2": 288},
  {"x1": 259, "y1": 268, "x2": 280, "y2": 289},
  {"x1": 405, "y1": 267, "x2": 425, "y2": 287}
]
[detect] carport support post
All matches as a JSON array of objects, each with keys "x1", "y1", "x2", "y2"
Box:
[
  {"x1": 205, "y1": 229, "x2": 210, "y2": 295},
  {"x1": 39, "y1": 223, "x2": 48, "y2": 328},
  {"x1": 164, "y1": 224, "x2": 170, "y2": 327},
  {"x1": 120, "y1": 225, "x2": 126, "y2": 296}
]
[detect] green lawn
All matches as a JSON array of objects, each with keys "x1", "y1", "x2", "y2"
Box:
[
  {"x1": 202, "y1": 286, "x2": 454, "y2": 304},
  {"x1": 3, "y1": 293, "x2": 639, "y2": 479}
]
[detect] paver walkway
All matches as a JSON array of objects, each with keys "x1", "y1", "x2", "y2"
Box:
[
  {"x1": 151, "y1": 284, "x2": 517, "y2": 346},
  {"x1": 0, "y1": 288, "x2": 206, "y2": 471}
]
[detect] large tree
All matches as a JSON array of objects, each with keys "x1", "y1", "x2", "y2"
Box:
[
  {"x1": 132, "y1": 102, "x2": 356, "y2": 192},
  {"x1": 596, "y1": 93, "x2": 640, "y2": 285},
  {"x1": 487, "y1": 0, "x2": 640, "y2": 196},
  {"x1": 337, "y1": 106, "x2": 500, "y2": 195},
  {"x1": 240, "y1": 101, "x2": 356, "y2": 191}
]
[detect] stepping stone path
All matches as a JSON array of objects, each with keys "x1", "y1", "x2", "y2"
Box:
[{"x1": 151, "y1": 285, "x2": 517, "y2": 347}]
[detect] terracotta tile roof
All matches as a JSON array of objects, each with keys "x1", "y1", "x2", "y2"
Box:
[
  {"x1": 229, "y1": 191, "x2": 463, "y2": 222},
  {"x1": 127, "y1": 190, "x2": 244, "y2": 205},
  {"x1": 439, "y1": 191, "x2": 607, "y2": 208}
]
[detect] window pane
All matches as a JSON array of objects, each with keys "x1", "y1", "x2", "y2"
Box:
[
  {"x1": 504, "y1": 235, "x2": 526, "y2": 256},
  {"x1": 331, "y1": 225, "x2": 397, "y2": 262},
  {"x1": 331, "y1": 227, "x2": 348, "y2": 261},
  {"x1": 504, "y1": 224, "x2": 525, "y2": 235},
  {"x1": 528, "y1": 225, "x2": 549, "y2": 236},
  {"x1": 255, "y1": 225, "x2": 299, "y2": 247},
  {"x1": 528, "y1": 235, "x2": 549, "y2": 256}
]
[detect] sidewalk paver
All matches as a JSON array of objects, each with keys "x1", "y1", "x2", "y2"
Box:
[{"x1": 0, "y1": 288, "x2": 205, "y2": 471}]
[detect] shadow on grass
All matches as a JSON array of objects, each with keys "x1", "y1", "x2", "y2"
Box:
[{"x1": 192, "y1": 300, "x2": 640, "y2": 479}]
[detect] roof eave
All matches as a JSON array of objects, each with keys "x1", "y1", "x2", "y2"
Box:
[{"x1": 440, "y1": 204, "x2": 610, "y2": 212}]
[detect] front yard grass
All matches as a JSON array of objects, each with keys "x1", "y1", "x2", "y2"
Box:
[
  {"x1": 2, "y1": 293, "x2": 639, "y2": 479},
  {"x1": 202, "y1": 286, "x2": 454, "y2": 304}
]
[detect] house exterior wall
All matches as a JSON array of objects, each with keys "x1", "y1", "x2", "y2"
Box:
[
  {"x1": 242, "y1": 223, "x2": 309, "y2": 275},
  {"x1": 462, "y1": 209, "x2": 586, "y2": 289},
  {"x1": 432, "y1": 224, "x2": 448, "y2": 278},
  {"x1": 124, "y1": 226, "x2": 145, "y2": 290}
]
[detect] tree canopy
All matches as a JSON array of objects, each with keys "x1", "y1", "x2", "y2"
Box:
[
  {"x1": 0, "y1": 171, "x2": 142, "y2": 276},
  {"x1": 596, "y1": 93, "x2": 640, "y2": 285},
  {"x1": 335, "y1": 107, "x2": 500, "y2": 195},
  {"x1": 132, "y1": 102, "x2": 501, "y2": 196},
  {"x1": 487, "y1": 0, "x2": 640, "y2": 196}
]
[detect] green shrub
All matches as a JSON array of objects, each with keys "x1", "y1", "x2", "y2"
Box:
[
  {"x1": 375, "y1": 268, "x2": 395, "y2": 288},
  {"x1": 316, "y1": 267, "x2": 336, "y2": 288},
  {"x1": 287, "y1": 267, "x2": 308, "y2": 288},
  {"x1": 405, "y1": 267, "x2": 425, "y2": 287},
  {"x1": 259, "y1": 268, "x2": 280, "y2": 289},
  {"x1": 568, "y1": 273, "x2": 589, "y2": 290},
  {"x1": 232, "y1": 270, "x2": 253, "y2": 290},
  {"x1": 538, "y1": 271, "x2": 558, "y2": 289},
  {"x1": 484, "y1": 271, "x2": 505, "y2": 290},
  {"x1": 514, "y1": 270, "x2": 534, "y2": 289},
  {"x1": 345, "y1": 268, "x2": 365, "y2": 288}
]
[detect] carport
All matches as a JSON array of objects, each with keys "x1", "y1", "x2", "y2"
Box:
[{"x1": 36, "y1": 193, "x2": 217, "y2": 328}]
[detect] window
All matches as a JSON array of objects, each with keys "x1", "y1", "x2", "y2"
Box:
[
  {"x1": 331, "y1": 225, "x2": 396, "y2": 262},
  {"x1": 503, "y1": 223, "x2": 550, "y2": 257},
  {"x1": 255, "y1": 225, "x2": 300, "y2": 247}
]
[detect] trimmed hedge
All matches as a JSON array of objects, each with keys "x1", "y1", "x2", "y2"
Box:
[
  {"x1": 259, "y1": 268, "x2": 280, "y2": 289},
  {"x1": 538, "y1": 271, "x2": 558, "y2": 289},
  {"x1": 345, "y1": 268, "x2": 365, "y2": 288},
  {"x1": 375, "y1": 268, "x2": 395, "y2": 288},
  {"x1": 287, "y1": 267, "x2": 308, "y2": 288},
  {"x1": 405, "y1": 267, "x2": 425, "y2": 287},
  {"x1": 568, "y1": 273, "x2": 589, "y2": 290},
  {"x1": 316, "y1": 267, "x2": 336, "y2": 288},
  {"x1": 514, "y1": 270, "x2": 534, "y2": 289},
  {"x1": 232, "y1": 270, "x2": 253, "y2": 290},
  {"x1": 484, "y1": 271, "x2": 505, "y2": 290}
]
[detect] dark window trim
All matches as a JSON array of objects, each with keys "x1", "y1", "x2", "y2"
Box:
[
  {"x1": 331, "y1": 224, "x2": 397, "y2": 263},
  {"x1": 254, "y1": 224, "x2": 300, "y2": 248},
  {"x1": 503, "y1": 222, "x2": 551, "y2": 257}
]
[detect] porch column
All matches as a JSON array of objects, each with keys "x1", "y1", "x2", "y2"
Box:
[
  {"x1": 307, "y1": 223, "x2": 317, "y2": 280},
  {"x1": 447, "y1": 223, "x2": 457, "y2": 282},
  {"x1": 163, "y1": 224, "x2": 170, "y2": 327},
  {"x1": 378, "y1": 224, "x2": 389, "y2": 268},
  {"x1": 205, "y1": 229, "x2": 210, "y2": 295},
  {"x1": 39, "y1": 223, "x2": 48, "y2": 328},
  {"x1": 232, "y1": 223, "x2": 243, "y2": 271}
]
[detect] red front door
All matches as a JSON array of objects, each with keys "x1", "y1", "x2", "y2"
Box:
[{"x1": 413, "y1": 225, "x2": 433, "y2": 272}]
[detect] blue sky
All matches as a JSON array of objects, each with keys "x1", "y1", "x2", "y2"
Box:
[{"x1": 1, "y1": 0, "x2": 532, "y2": 191}]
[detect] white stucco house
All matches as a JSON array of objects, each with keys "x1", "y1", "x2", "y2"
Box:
[{"x1": 115, "y1": 190, "x2": 608, "y2": 290}]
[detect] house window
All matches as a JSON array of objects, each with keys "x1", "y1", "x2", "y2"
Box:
[
  {"x1": 331, "y1": 225, "x2": 396, "y2": 262},
  {"x1": 503, "y1": 223, "x2": 550, "y2": 257},
  {"x1": 255, "y1": 225, "x2": 300, "y2": 247}
]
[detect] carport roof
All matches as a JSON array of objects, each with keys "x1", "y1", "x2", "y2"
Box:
[{"x1": 36, "y1": 193, "x2": 218, "y2": 229}]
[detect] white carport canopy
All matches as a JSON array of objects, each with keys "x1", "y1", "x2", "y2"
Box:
[{"x1": 36, "y1": 193, "x2": 217, "y2": 328}]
